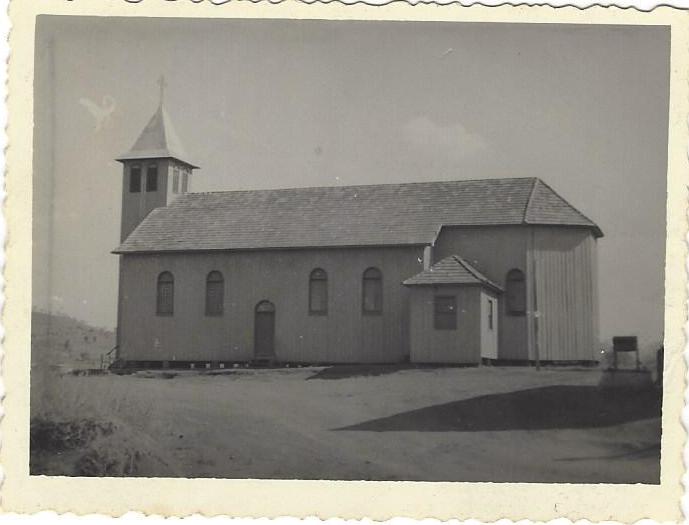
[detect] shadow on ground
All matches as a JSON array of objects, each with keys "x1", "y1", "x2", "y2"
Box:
[
  {"x1": 307, "y1": 364, "x2": 474, "y2": 380},
  {"x1": 337, "y1": 385, "x2": 662, "y2": 432}
]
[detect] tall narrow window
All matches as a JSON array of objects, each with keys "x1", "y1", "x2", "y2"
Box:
[
  {"x1": 146, "y1": 164, "x2": 158, "y2": 192},
  {"x1": 506, "y1": 269, "x2": 526, "y2": 315},
  {"x1": 172, "y1": 168, "x2": 180, "y2": 194},
  {"x1": 205, "y1": 271, "x2": 224, "y2": 316},
  {"x1": 156, "y1": 272, "x2": 174, "y2": 316},
  {"x1": 129, "y1": 165, "x2": 142, "y2": 193},
  {"x1": 362, "y1": 267, "x2": 383, "y2": 314},
  {"x1": 488, "y1": 298, "x2": 494, "y2": 330},
  {"x1": 181, "y1": 171, "x2": 189, "y2": 193},
  {"x1": 434, "y1": 295, "x2": 457, "y2": 330},
  {"x1": 309, "y1": 268, "x2": 328, "y2": 315}
]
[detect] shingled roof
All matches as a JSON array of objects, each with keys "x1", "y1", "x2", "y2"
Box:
[
  {"x1": 114, "y1": 177, "x2": 602, "y2": 254},
  {"x1": 403, "y1": 255, "x2": 503, "y2": 292},
  {"x1": 116, "y1": 103, "x2": 199, "y2": 168}
]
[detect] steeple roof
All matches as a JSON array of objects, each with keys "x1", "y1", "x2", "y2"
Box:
[{"x1": 116, "y1": 103, "x2": 198, "y2": 168}]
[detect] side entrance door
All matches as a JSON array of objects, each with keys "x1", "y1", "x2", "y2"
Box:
[{"x1": 254, "y1": 300, "x2": 276, "y2": 359}]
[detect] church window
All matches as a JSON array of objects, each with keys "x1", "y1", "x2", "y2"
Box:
[
  {"x1": 181, "y1": 171, "x2": 189, "y2": 193},
  {"x1": 156, "y1": 272, "x2": 174, "y2": 316},
  {"x1": 434, "y1": 295, "x2": 457, "y2": 330},
  {"x1": 506, "y1": 269, "x2": 526, "y2": 315},
  {"x1": 129, "y1": 165, "x2": 142, "y2": 193},
  {"x1": 205, "y1": 271, "x2": 224, "y2": 316},
  {"x1": 172, "y1": 168, "x2": 180, "y2": 194},
  {"x1": 488, "y1": 298, "x2": 494, "y2": 329},
  {"x1": 362, "y1": 267, "x2": 383, "y2": 314},
  {"x1": 146, "y1": 164, "x2": 158, "y2": 192},
  {"x1": 309, "y1": 268, "x2": 328, "y2": 315}
]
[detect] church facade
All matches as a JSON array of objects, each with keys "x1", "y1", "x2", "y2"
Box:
[{"x1": 113, "y1": 101, "x2": 602, "y2": 367}]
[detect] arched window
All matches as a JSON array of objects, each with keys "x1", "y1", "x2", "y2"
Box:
[
  {"x1": 362, "y1": 267, "x2": 383, "y2": 314},
  {"x1": 156, "y1": 272, "x2": 174, "y2": 316},
  {"x1": 205, "y1": 271, "x2": 224, "y2": 316},
  {"x1": 506, "y1": 269, "x2": 526, "y2": 315},
  {"x1": 309, "y1": 268, "x2": 328, "y2": 315}
]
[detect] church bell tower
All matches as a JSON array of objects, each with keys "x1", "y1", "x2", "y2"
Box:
[{"x1": 116, "y1": 77, "x2": 199, "y2": 242}]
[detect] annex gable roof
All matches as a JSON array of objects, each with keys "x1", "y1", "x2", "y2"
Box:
[
  {"x1": 116, "y1": 103, "x2": 199, "y2": 168},
  {"x1": 114, "y1": 177, "x2": 602, "y2": 254},
  {"x1": 403, "y1": 255, "x2": 504, "y2": 292}
]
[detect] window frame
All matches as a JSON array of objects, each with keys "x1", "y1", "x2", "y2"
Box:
[
  {"x1": 129, "y1": 165, "x2": 142, "y2": 193},
  {"x1": 146, "y1": 164, "x2": 158, "y2": 192},
  {"x1": 205, "y1": 270, "x2": 224, "y2": 317},
  {"x1": 172, "y1": 167, "x2": 180, "y2": 194},
  {"x1": 181, "y1": 170, "x2": 189, "y2": 193},
  {"x1": 434, "y1": 295, "x2": 457, "y2": 330},
  {"x1": 488, "y1": 298, "x2": 494, "y2": 330},
  {"x1": 308, "y1": 268, "x2": 328, "y2": 316},
  {"x1": 362, "y1": 267, "x2": 383, "y2": 315},
  {"x1": 156, "y1": 271, "x2": 174, "y2": 316},
  {"x1": 506, "y1": 268, "x2": 526, "y2": 316}
]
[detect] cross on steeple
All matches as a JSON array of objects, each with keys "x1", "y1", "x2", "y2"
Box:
[{"x1": 157, "y1": 75, "x2": 168, "y2": 106}]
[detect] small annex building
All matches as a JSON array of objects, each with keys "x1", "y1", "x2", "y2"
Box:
[
  {"x1": 404, "y1": 255, "x2": 503, "y2": 363},
  {"x1": 112, "y1": 99, "x2": 603, "y2": 367}
]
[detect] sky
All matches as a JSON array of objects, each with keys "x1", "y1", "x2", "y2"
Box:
[{"x1": 32, "y1": 16, "x2": 670, "y2": 348}]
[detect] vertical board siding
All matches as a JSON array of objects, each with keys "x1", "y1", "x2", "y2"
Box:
[
  {"x1": 120, "y1": 159, "x2": 171, "y2": 242},
  {"x1": 409, "y1": 286, "x2": 481, "y2": 364},
  {"x1": 434, "y1": 226, "x2": 529, "y2": 360},
  {"x1": 533, "y1": 227, "x2": 597, "y2": 361},
  {"x1": 119, "y1": 245, "x2": 423, "y2": 364}
]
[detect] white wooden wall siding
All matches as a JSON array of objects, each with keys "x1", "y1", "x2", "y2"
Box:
[
  {"x1": 480, "y1": 290, "x2": 499, "y2": 360},
  {"x1": 118, "y1": 245, "x2": 423, "y2": 364},
  {"x1": 531, "y1": 227, "x2": 598, "y2": 362},
  {"x1": 433, "y1": 225, "x2": 530, "y2": 361},
  {"x1": 408, "y1": 286, "x2": 482, "y2": 364}
]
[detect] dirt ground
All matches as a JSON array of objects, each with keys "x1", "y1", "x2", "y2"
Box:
[{"x1": 30, "y1": 365, "x2": 661, "y2": 483}]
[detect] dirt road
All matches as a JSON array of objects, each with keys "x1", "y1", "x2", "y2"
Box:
[{"x1": 32, "y1": 366, "x2": 661, "y2": 482}]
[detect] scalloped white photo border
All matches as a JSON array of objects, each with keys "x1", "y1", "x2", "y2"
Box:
[{"x1": 1, "y1": 1, "x2": 687, "y2": 522}]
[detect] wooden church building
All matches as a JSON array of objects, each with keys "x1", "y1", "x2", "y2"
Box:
[{"x1": 113, "y1": 99, "x2": 602, "y2": 367}]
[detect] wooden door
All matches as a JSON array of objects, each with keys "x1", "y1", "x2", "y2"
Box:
[{"x1": 254, "y1": 301, "x2": 276, "y2": 359}]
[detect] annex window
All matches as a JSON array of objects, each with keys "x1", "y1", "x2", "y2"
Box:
[
  {"x1": 129, "y1": 165, "x2": 142, "y2": 193},
  {"x1": 172, "y1": 167, "x2": 180, "y2": 194},
  {"x1": 181, "y1": 171, "x2": 189, "y2": 193},
  {"x1": 506, "y1": 269, "x2": 526, "y2": 315},
  {"x1": 488, "y1": 298, "x2": 494, "y2": 330},
  {"x1": 205, "y1": 271, "x2": 224, "y2": 316},
  {"x1": 434, "y1": 295, "x2": 457, "y2": 330},
  {"x1": 146, "y1": 164, "x2": 158, "y2": 192},
  {"x1": 362, "y1": 267, "x2": 383, "y2": 314},
  {"x1": 309, "y1": 268, "x2": 328, "y2": 315},
  {"x1": 156, "y1": 271, "x2": 174, "y2": 316}
]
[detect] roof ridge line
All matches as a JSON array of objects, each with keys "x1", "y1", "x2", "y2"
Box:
[
  {"x1": 535, "y1": 177, "x2": 599, "y2": 226},
  {"x1": 158, "y1": 104, "x2": 168, "y2": 148},
  {"x1": 453, "y1": 254, "x2": 486, "y2": 282},
  {"x1": 183, "y1": 177, "x2": 537, "y2": 197},
  {"x1": 522, "y1": 177, "x2": 539, "y2": 224},
  {"x1": 452, "y1": 255, "x2": 503, "y2": 292}
]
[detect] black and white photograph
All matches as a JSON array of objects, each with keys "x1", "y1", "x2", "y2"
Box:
[{"x1": 28, "y1": 14, "x2": 671, "y2": 486}]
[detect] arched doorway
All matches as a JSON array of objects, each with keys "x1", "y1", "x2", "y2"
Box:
[{"x1": 254, "y1": 300, "x2": 276, "y2": 359}]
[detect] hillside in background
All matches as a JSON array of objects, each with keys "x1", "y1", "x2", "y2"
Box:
[{"x1": 31, "y1": 310, "x2": 115, "y2": 369}]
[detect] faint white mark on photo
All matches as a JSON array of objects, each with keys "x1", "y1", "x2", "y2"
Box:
[{"x1": 79, "y1": 95, "x2": 116, "y2": 132}]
